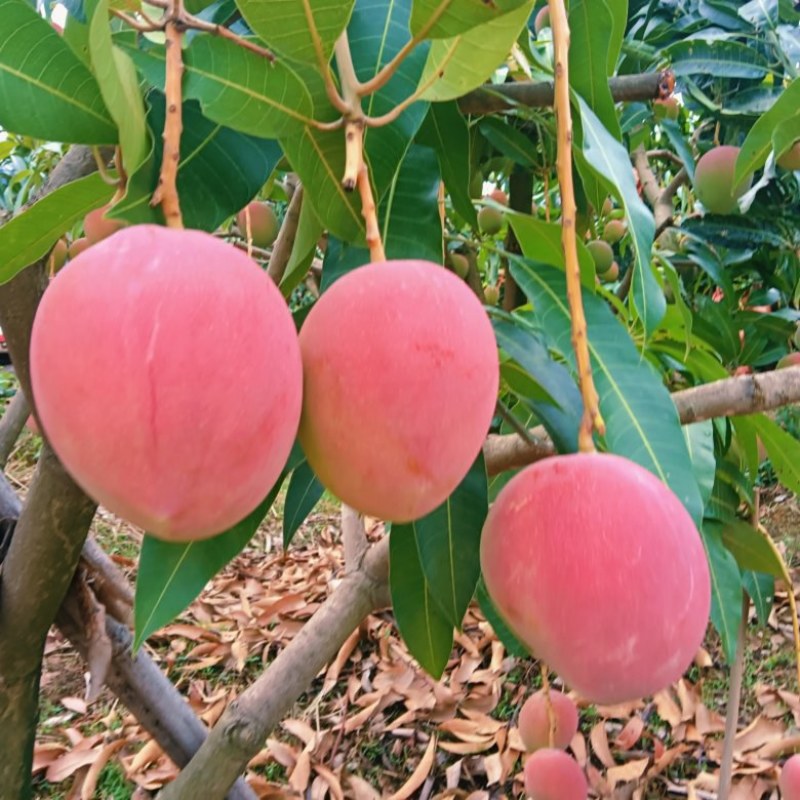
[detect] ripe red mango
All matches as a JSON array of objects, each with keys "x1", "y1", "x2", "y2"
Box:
[
  {"x1": 237, "y1": 201, "x2": 279, "y2": 249},
  {"x1": 31, "y1": 225, "x2": 303, "y2": 541},
  {"x1": 780, "y1": 754, "x2": 800, "y2": 800},
  {"x1": 298, "y1": 260, "x2": 499, "y2": 522},
  {"x1": 481, "y1": 453, "x2": 710, "y2": 704},
  {"x1": 778, "y1": 352, "x2": 800, "y2": 369},
  {"x1": 518, "y1": 690, "x2": 579, "y2": 752},
  {"x1": 68, "y1": 237, "x2": 90, "y2": 260},
  {"x1": 524, "y1": 749, "x2": 587, "y2": 800},
  {"x1": 777, "y1": 141, "x2": 800, "y2": 171},
  {"x1": 84, "y1": 204, "x2": 126, "y2": 244}
]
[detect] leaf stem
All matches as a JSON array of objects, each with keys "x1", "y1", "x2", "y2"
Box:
[
  {"x1": 548, "y1": 0, "x2": 604, "y2": 452},
  {"x1": 149, "y1": 6, "x2": 184, "y2": 228}
]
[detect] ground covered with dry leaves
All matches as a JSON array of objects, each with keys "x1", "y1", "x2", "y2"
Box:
[{"x1": 12, "y1": 426, "x2": 800, "y2": 800}]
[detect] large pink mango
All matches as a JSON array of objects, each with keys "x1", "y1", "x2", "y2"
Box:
[
  {"x1": 30, "y1": 225, "x2": 303, "y2": 542},
  {"x1": 481, "y1": 453, "x2": 711, "y2": 705},
  {"x1": 298, "y1": 260, "x2": 499, "y2": 522}
]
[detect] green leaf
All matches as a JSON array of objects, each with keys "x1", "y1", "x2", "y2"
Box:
[
  {"x1": 575, "y1": 97, "x2": 663, "y2": 337},
  {"x1": 409, "y1": 454, "x2": 488, "y2": 628},
  {"x1": 742, "y1": 570, "x2": 773, "y2": 627},
  {"x1": 417, "y1": 101, "x2": 477, "y2": 227},
  {"x1": 492, "y1": 314, "x2": 582, "y2": 453},
  {"x1": 605, "y1": 0, "x2": 628, "y2": 73},
  {"x1": 719, "y1": 519, "x2": 784, "y2": 577},
  {"x1": 235, "y1": 0, "x2": 354, "y2": 64},
  {"x1": 773, "y1": 111, "x2": 800, "y2": 164},
  {"x1": 683, "y1": 420, "x2": 716, "y2": 510},
  {"x1": 89, "y1": 0, "x2": 149, "y2": 175},
  {"x1": 0, "y1": 0, "x2": 116, "y2": 143},
  {"x1": 0, "y1": 174, "x2": 114, "y2": 284},
  {"x1": 124, "y1": 36, "x2": 313, "y2": 138},
  {"x1": 134, "y1": 477, "x2": 286, "y2": 649},
  {"x1": 410, "y1": 0, "x2": 530, "y2": 39},
  {"x1": 476, "y1": 577, "x2": 529, "y2": 657},
  {"x1": 280, "y1": 199, "x2": 324, "y2": 297},
  {"x1": 507, "y1": 212, "x2": 596, "y2": 290},
  {"x1": 390, "y1": 524, "x2": 454, "y2": 678},
  {"x1": 381, "y1": 144, "x2": 443, "y2": 263},
  {"x1": 112, "y1": 93, "x2": 283, "y2": 233},
  {"x1": 283, "y1": 460, "x2": 325, "y2": 548},
  {"x1": 735, "y1": 78, "x2": 800, "y2": 183},
  {"x1": 511, "y1": 259, "x2": 704, "y2": 523},
  {"x1": 418, "y1": 1, "x2": 534, "y2": 102},
  {"x1": 569, "y1": 0, "x2": 620, "y2": 140},
  {"x1": 478, "y1": 117, "x2": 539, "y2": 168},
  {"x1": 280, "y1": 125, "x2": 364, "y2": 244},
  {"x1": 681, "y1": 216, "x2": 790, "y2": 250},
  {"x1": 665, "y1": 40, "x2": 770, "y2": 79},
  {"x1": 701, "y1": 522, "x2": 743, "y2": 663},
  {"x1": 352, "y1": 0, "x2": 431, "y2": 199},
  {"x1": 752, "y1": 413, "x2": 800, "y2": 494},
  {"x1": 661, "y1": 119, "x2": 696, "y2": 182}
]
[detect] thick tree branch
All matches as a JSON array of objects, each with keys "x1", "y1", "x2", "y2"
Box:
[
  {"x1": 0, "y1": 390, "x2": 30, "y2": 469},
  {"x1": 0, "y1": 144, "x2": 103, "y2": 800},
  {"x1": 458, "y1": 71, "x2": 671, "y2": 115},
  {"x1": 483, "y1": 368, "x2": 800, "y2": 475},
  {"x1": 56, "y1": 576, "x2": 258, "y2": 800},
  {"x1": 0, "y1": 447, "x2": 96, "y2": 797},
  {"x1": 158, "y1": 537, "x2": 391, "y2": 800}
]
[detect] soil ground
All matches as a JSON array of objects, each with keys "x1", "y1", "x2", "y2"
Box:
[{"x1": 10, "y1": 424, "x2": 799, "y2": 800}]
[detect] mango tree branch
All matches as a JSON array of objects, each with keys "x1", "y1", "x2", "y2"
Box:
[
  {"x1": 548, "y1": 0, "x2": 604, "y2": 451},
  {"x1": 483, "y1": 368, "x2": 800, "y2": 475},
  {"x1": 0, "y1": 390, "x2": 30, "y2": 469},
  {"x1": 0, "y1": 448, "x2": 97, "y2": 799},
  {"x1": 0, "y1": 144, "x2": 105, "y2": 800},
  {"x1": 157, "y1": 537, "x2": 391, "y2": 800},
  {"x1": 457, "y1": 70, "x2": 672, "y2": 114}
]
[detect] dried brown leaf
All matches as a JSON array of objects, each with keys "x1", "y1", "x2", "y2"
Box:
[{"x1": 387, "y1": 735, "x2": 437, "y2": 800}]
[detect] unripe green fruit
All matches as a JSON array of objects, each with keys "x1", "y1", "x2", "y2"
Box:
[
  {"x1": 481, "y1": 453, "x2": 711, "y2": 704},
  {"x1": 534, "y1": 6, "x2": 550, "y2": 33},
  {"x1": 586, "y1": 240, "x2": 614, "y2": 274},
  {"x1": 31, "y1": 225, "x2": 303, "y2": 542},
  {"x1": 484, "y1": 285, "x2": 500, "y2": 305},
  {"x1": 780, "y1": 754, "x2": 800, "y2": 800},
  {"x1": 67, "y1": 237, "x2": 90, "y2": 259},
  {"x1": 84, "y1": 204, "x2": 126, "y2": 244},
  {"x1": 237, "y1": 201, "x2": 280, "y2": 248},
  {"x1": 653, "y1": 97, "x2": 680, "y2": 121},
  {"x1": 447, "y1": 253, "x2": 470, "y2": 279},
  {"x1": 48, "y1": 239, "x2": 67, "y2": 274},
  {"x1": 298, "y1": 260, "x2": 499, "y2": 523},
  {"x1": 518, "y1": 690, "x2": 579, "y2": 752},
  {"x1": 524, "y1": 749, "x2": 587, "y2": 800},
  {"x1": 478, "y1": 206, "x2": 504, "y2": 235},
  {"x1": 693, "y1": 146, "x2": 753, "y2": 215},
  {"x1": 599, "y1": 261, "x2": 619, "y2": 282},
  {"x1": 777, "y1": 141, "x2": 800, "y2": 171},
  {"x1": 602, "y1": 220, "x2": 626, "y2": 244},
  {"x1": 777, "y1": 352, "x2": 800, "y2": 369}
]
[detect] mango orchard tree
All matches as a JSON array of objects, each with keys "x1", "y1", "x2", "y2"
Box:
[{"x1": 0, "y1": 0, "x2": 799, "y2": 798}]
